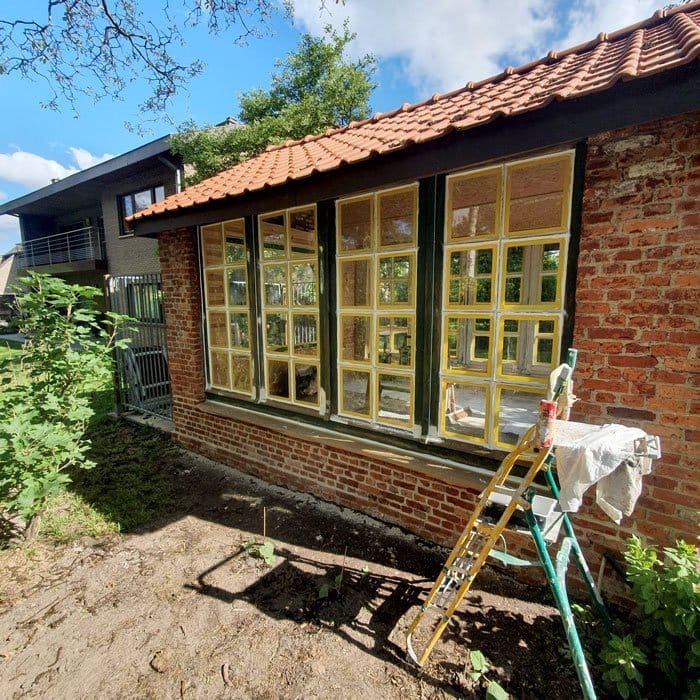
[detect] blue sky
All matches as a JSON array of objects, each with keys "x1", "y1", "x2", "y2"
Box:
[{"x1": 0, "y1": 0, "x2": 662, "y2": 251}]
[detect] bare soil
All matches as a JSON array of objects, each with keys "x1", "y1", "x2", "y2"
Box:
[{"x1": 0, "y1": 445, "x2": 584, "y2": 699}]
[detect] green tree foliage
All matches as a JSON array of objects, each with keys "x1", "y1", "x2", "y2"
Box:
[
  {"x1": 170, "y1": 23, "x2": 377, "y2": 183},
  {"x1": 0, "y1": 273, "x2": 130, "y2": 536}
]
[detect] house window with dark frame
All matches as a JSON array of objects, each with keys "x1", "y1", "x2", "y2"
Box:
[
  {"x1": 198, "y1": 150, "x2": 575, "y2": 459},
  {"x1": 119, "y1": 185, "x2": 165, "y2": 236}
]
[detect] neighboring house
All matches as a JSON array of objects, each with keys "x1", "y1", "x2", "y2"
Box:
[
  {"x1": 0, "y1": 137, "x2": 183, "y2": 291},
  {"x1": 132, "y1": 5, "x2": 699, "y2": 596}
]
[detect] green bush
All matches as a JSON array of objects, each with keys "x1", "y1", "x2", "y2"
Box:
[
  {"x1": 601, "y1": 536, "x2": 699, "y2": 699},
  {"x1": 0, "y1": 273, "x2": 130, "y2": 536}
]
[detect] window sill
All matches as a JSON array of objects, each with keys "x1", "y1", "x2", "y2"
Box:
[{"x1": 198, "y1": 398, "x2": 504, "y2": 493}]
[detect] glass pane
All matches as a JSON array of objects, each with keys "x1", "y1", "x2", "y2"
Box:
[
  {"x1": 508, "y1": 157, "x2": 568, "y2": 233},
  {"x1": 378, "y1": 255, "x2": 412, "y2": 306},
  {"x1": 268, "y1": 360, "x2": 290, "y2": 399},
  {"x1": 294, "y1": 363, "x2": 319, "y2": 405},
  {"x1": 289, "y1": 208, "x2": 316, "y2": 256},
  {"x1": 339, "y1": 198, "x2": 372, "y2": 252},
  {"x1": 505, "y1": 277, "x2": 521, "y2": 303},
  {"x1": 537, "y1": 337, "x2": 554, "y2": 364},
  {"x1": 230, "y1": 313, "x2": 250, "y2": 349},
  {"x1": 154, "y1": 185, "x2": 165, "y2": 201},
  {"x1": 497, "y1": 387, "x2": 540, "y2": 445},
  {"x1": 208, "y1": 311, "x2": 228, "y2": 347},
  {"x1": 134, "y1": 189, "x2": 153, "y2": 212},
  {"x1": 231, "y1": 355, "x2": 252, "y2": 393},
  {"x1": 377, "y1": 316, "x2": 412, "y2": 367},
  {"x1": 263, "y1": 264, "x2": 287, "y2": 306},
  {"x1": 443, "y1": 382, "x2": 487, "y2": 440},
  {"x1": 449, "y1": 171, "x2": 499, "y2": 239},
  {"x1": 339, "y1": 258, "x2": 372, "y2": 307},
  {"x1": 292, "y1": 263, "x2": 317, "y2": 306},
  {"x1": 445, "y1": 317, "x2": 490, "y2": 374},
  {"x1": 265, "y1": 313, "x2": 288, "y2": 353},
  {"x1": 377, "y1": 373, "x2": 412, "y2": 424},
  {"x1": 260, "y1": 213, "x2": 286, "y2": 259},
  {"x1": 379, "y1": 189, "x2": 415, "y2": 247},
  {"x1": 340, "y1": 316, "x2": 371, "y2": 363},
  {"x1": 541, "y1": 276, "x2": 557, "y2": 303},
  {"x1": 201, "y1": 224, "x2": 223, "y2": 267},
  {"x1": 499, "y1": 317, "x2": 558, "y2": 379},
  {"x1": 210, "y1": 350, "x2": 230, "y2": 389},
  {"x1": 122, "y1": 195, "x2": 134, "y2": 218},
  {"x1": 205, "y1": 269, "x2": 226, "y2": 307},
  {"x1": 227, "y1": 267, "x2": 247, "y2": 306},
  {"x1": 224, "y1": 219, "x2": 246, "y2": 263},
  {"x1": 448, "y1": 248, "x2": 492, "y2": 306},
  {"x1": 292, "y1": 314, "x2": 318, "y2": 356},
  {"x1": 341, "y1": 369, "x2": 371, "y2": 417}
]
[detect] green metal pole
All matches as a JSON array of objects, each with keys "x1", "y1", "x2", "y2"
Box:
[{"x1": 525, "y1": 507, "x2": 597, "y2": 700}]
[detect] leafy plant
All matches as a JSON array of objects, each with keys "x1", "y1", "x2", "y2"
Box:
[
  {"x1": 318, "y1": 572, "x2": 343, "y2": 600},
  {"x1": 467, "y1": 649, "x2": 509, "y2": 700},
  {"x1": 0, "y1": 273, "x2": 131, "y2": 537},
  {"x1": 600, "y1": 635, "x2": 646, "y2": 699},
  {"x1": 243, "y1": 539, "x2": 276, "y2": 565},
  {"x1": 599, "y1": 536, "x2": 699, "y2": 698}
]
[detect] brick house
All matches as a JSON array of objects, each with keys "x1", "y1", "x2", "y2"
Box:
[{"x1": 132, "y1": 6, "x2": 699, "y2": 597}]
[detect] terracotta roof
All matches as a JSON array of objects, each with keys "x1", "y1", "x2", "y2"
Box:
[{"x1": 133, "y1": 3, "x2": 700, "y2": 222}]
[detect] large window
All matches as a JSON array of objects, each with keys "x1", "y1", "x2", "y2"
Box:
[
  {"x1": 119, "y1": 185, "x2": 165, "y2": 236},
  {"x1": 201, "y1": 219, "x2": 254, "y2": 396},
  {"x1": 440, "y1": 152, "x2": 573, "y2": 448},
  {"x1": 336, "y1": 185, "x2": 418, "y2": 429},
  {"x1": 259, "y1": 206, "x2": 320, "y2": 408},
  {"x1": 199, "y1": 150, "x2": 575, "y2": 460}
]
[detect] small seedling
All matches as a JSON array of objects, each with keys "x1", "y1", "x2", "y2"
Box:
[
  {"x1": 468, "y1": 649, "x2": 509, "y2": 700},
  {"x1": 243, "y1": 507, "x2": 276, "y2": 566},
  {"x1": 319, "y1": 546, "x2": 348, "y2": 599}
]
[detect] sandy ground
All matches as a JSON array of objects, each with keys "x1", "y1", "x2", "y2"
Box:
[{"x1": 0, "y1": 449, "x2": 582, "y2": 699}]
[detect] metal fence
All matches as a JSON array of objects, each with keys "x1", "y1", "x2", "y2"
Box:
[
  {"x1": 107, "y1": 273, "x2": 172, "y2": 420},
  {"x1": 19, "y1": 226, "x2": 105, "y2": 267}
]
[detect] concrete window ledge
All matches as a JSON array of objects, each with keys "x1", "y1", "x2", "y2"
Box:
[{"x1": 198, "y1": 399, "x2": 503, "y2": 493}]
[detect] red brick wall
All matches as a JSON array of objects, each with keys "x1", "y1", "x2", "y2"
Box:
[
  {"x1": 572, "y1": 111, "x2": 699, "y2": 557},
  {"x1": 159, "y1": 111, "x2": 698, "y2": 602}
]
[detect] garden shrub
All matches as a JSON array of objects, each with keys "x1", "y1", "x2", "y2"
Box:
[{"x1": 0, "y1": 273, "x2": 130, "y2": 536}]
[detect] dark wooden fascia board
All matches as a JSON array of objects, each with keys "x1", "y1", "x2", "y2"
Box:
[{"x1": 135, "y1": 64, "x2": 699, "y2": 238}]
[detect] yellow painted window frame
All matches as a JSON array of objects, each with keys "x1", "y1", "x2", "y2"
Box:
[
  {"x1": 265, "y1": 356, "x2": 292, "y2": 402},
  {"x1": 441, "y1": 313, "x2": 493, "y2": 378},
  {"x1": 499, "y1": 235, "x2": 567, "y2": 311},
  {"x1": 504, "y1": 152, "x2": 574, "y2": 238},
  {"x1": 261, "y1": 261, "x2": 290, "y2": 308},
  {"x1": 291, "y1": 310, "x2": 320, "y2": 360},
  {"x1": 375, "y1": 368, "x2": 415, "y2": 428},
  {"x1": 338, "y1": 366, "x2": 374, "y2": 420},
  {"x1": 229, "y1": 310, "x2": 251, "y2": 351},
  {"x1": 445, "y1": 165, "x2": 502, "y2": 243},
  {"x1": 377, "y1": 184, "x2": 419, "y2": 249},
  {"x1": 377, "y1": 250, "x2": 417, "y2": 309},
  {"x1": 292, "y1": 359, "x2": 321, "y2": 407},
  {"x1": 229, "y1": 352, "x2": 253, "y2": 394},
  {"x1": 263, "y1": 310, "x2": 289, "y2": 355},
  {"x1": 288, "y1": 204, "x2": 318, "y2": 258},
  {"x1": 338, "y1": 312, "x2": 373, "y2": 365},
  {"x1": 337, "y1": 255, "x2": 374, "y2": 310},
  {"x1": 439, "y1": 377, "x2": 491, "y2": 444},
  {"x1": 444, "y1": 242, "x2": 498, "y2": 310},
  {"x1": 495, "y1": 314, "x2": 562, "y2": 384},
  {"x1": 376, "y1": 314, "x2": 416, "y2": 370},
  {"x1": 259, "y1": 209, "x2": 288, "y2": 260},
  {"x1": 336, "y1": 194, "x2": 375, "y2": 255},
  {"x1": 493, "y1": 383, "x2": 547, "y2": 449}
]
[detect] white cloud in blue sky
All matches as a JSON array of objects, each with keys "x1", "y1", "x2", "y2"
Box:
[{"x1": 292, "y1": 0, "x2": 660, "y2": 93}]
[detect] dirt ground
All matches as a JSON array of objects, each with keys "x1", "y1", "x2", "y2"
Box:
[{"x1": 0, "y1": 446, "x2": 585, "y2": 699}]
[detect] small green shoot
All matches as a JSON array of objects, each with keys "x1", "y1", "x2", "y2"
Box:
[
  {"x1": 243, "y1": 506, "x2": 275, "y2": 565},
  {"x1": 319, "y1": 546, "x2": 348, "y2": 599},
  {"x1": 468, "y1": 649, "x2": 509, "y2": 699}
]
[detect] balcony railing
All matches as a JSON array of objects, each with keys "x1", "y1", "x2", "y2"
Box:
[{"x1": 19, "y1": 226, "x2": 105, "y2": 268}]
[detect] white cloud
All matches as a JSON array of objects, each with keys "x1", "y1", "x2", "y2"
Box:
[
  {"x1": 0, "y1": 146, "x2": 115, "y2": 191},
  {"x1": 292, "y1": 0, "x2": 661, "y2": 95},
  {"x1": 69, "y1": 147, "x2": 115, "y2": 170},
  {"x1": 0, "y1": 215, "x2": 21, "y2": 252}
]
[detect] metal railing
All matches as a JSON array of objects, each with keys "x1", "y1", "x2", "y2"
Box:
[
  {"x1": 19, "y1": 226, "x2": 104, "y2": 267},
  {"x1": 107, "y1": 273, "x2": 172, "y2": 420}
]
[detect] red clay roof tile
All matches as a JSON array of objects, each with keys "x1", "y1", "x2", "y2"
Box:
[{"x1": 133, "y1": 3, "x2": 700, "y2": 223}]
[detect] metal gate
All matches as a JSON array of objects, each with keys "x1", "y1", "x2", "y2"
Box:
[{"x1": 106, "y1": 273, "x2": 172, "y2": 420}]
